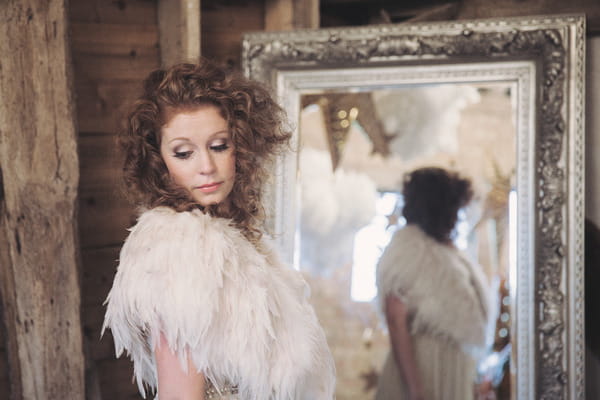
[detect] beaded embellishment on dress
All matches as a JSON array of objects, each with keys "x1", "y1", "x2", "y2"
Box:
[{"x1": 205, "y1": 379, "x2": 239, "y2": 399}]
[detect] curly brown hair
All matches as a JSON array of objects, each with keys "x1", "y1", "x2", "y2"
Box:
[
  {"x1": 402, "y1": 167, "x2": 473, "y2": 244},
  {"x1": 119, "y1": 59, "x2": 291, "y2": 242}
]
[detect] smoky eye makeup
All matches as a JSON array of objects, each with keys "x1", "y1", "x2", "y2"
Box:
[
  {"x1": 210, "y1": 142, "x2": 230, "y2": 152},
  {"x1": 173, "y1": 150, "x2": 193, "y2": 159},
  {"x1": 169, "y1": 143, "x2": 194, "y2": 159},
  {"x1": 208, "y1": 136, "x2": 232, "y2": 153}
]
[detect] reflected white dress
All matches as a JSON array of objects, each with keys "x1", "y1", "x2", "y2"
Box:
[
  {"x1": 375, "y1": 224, "x2": 489, "y2": 400},
  {"x1": 103, "y1": 207, "x2": 335, "y2": 400}
]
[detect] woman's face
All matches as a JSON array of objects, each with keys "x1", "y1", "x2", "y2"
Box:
[{"x1": 160, "y1": 105, "x2": 236, "y2": 207}]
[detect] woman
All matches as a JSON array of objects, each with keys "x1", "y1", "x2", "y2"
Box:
[
  {"x1": 102, "y1": 60, "x2": 335, "y2": 400},
  {"x1": 376, "y1": 167, "x2": 489, "y2": 400}
]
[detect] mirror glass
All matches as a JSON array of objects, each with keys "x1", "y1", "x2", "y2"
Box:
[{"x1": 296, "y1": 83, "x2": 516, "y2": 399}]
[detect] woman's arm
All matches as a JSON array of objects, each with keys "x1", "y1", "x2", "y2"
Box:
[
  {"x1": 155, "y1": 333, "x2": 206, "y2": 400},
  {"x1": 385, "y1": 294, "x2": 425, "y2": 400}
]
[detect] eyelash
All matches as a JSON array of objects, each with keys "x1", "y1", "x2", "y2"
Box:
[
  {"x1": 174, "y1": 151, "x2": 192, "y2": 159},
  {"x1": 210, "y1": 143, "x2": 230, "y2": 152},
  {"x1": 172, "y1": 143, "x2": 230, "y2": 159}
]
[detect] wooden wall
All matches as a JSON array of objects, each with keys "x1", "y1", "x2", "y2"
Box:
[
  {"x1": 70, "y1": 1, "x2": 265, "y2": 399},
  {"x1": 0, "y1": 333, "x2": 6, "y2": 400},
  {"x1": 70, "y1": 0, "x2": 159, "y2": 398},
  {"x1": 201, "y1": 0, "x2": 265, "y2": 69}
]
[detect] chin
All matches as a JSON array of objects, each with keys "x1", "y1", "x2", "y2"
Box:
[
  {"x1": 191, "y1": 187, "x2": 233, "y2": 209},
  {"x1": 196, "y1": 196, "x2": 226, "y2": 208}
]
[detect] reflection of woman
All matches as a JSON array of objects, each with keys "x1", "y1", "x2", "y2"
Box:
[
  {"x1": 376, "y1": 167, "x2": 489, "y2": 400},
  {"x1": 102, "y1": 60, "x2": 335, "y2": 399}
]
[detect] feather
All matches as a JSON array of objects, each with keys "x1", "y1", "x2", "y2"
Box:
[
  {"x1": 102, "y1": 207, "x2": 335, "y2": 399},
  {"x1": 376, "y1": 224, "x2": 490, "y2": 355}
]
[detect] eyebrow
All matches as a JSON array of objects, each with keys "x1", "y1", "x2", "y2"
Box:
[{"x1": 165, "y1": 130, "x2": 230, "y2": 145}]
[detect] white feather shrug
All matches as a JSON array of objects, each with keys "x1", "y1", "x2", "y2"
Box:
[
  {"x1": 102, "y1": 207, "x2": 335, "y2": 399},
  {"x1": 376, "y1": 224, "x2": 490, "y2": 353}
]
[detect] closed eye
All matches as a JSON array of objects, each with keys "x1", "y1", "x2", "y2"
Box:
[
  {"x1": 174, "y1": 151, "x2": 193, "y2": 159},
  {"x1": 210, "y1": 143, "x2": 230, "y2": 152}
]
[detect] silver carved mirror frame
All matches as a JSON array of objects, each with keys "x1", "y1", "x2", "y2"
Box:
[{"x1": 243, "y1": 14, "x2": 585, "y2": 400}]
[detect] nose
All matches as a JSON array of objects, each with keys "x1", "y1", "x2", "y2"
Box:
[{"x1": 196, "y1": 150, "x2": 216, "y2": 175}]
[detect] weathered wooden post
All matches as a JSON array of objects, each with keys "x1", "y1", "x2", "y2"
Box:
[
  {"x1": 0, "y1": 0, "x2": 85, "y2": 398},
  {"x1": 265, "y1": 0, "x2": 320, "y2": 30},
  {"x1": 158, "y1": 0, "x2": 201, "y2": 67}
]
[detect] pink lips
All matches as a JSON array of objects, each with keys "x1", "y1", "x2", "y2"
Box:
[{"x1": 196, "y1": 182, "x2": 222, "y2": 193}]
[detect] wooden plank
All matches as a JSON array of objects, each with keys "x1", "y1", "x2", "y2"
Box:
[
  {"x1": 84, "y1": 312, "x2": 118, "y2": 362},
  {"x1": 158, "y1": 0, "x2": 201, "y2": 66},
  {"x1": 202, "y1": 31, "x2": 246, "y2": 68},
  {"x1": 79, "y1": 187, "x2": 135, "y2": 249},
  {"x1": 73, "y1": 53, "x2": 159, "y2": 82},
  {"x1": 0, "y1": 195, "x2": 11, "y2": 399},
  {"x1": 0, "y1": 348, "x2": 6, "y2": 379},
  {"x1": 69, "y1": 2, "x2": 161, "y2": 399},
  {"x1": 201, "y1": 1, "x2": 264, "y2": 32},
  {"x1": 78, "y1": 247, "x2": 130, "y2": 383},
  {"x1": 78, "y1": 133, "x2": 124, "y2": 190},
  {"x1": 0, "y1": 380, "x2": 7, "y2": 400},
  {"x1": 201, "y1": 0, "x2": 264, "y2": 67},
  {"x1": 0, "y1": 336, "x2": 7, "y2": 400},
  {"x1": 83, "y1": 303, "x2": 118, "y2": 360},
  {"x1": 81, "y1": 247, "x2": 120, "y2": 308},
  {"x1": 96, "y1": 358, "x2": 140, "y2": 399},
  {"x1": 70, "y1": 22, "x2": 159, "y2": 58},
  {"x1": 74, "y1": 80, "x2": 143, "y2": 134},
  {"x1": 70, "y1": 0, "x2": 157, "y2": 24},
  {"x1": 0, "y1": 0, "x2": 85, "y2": 398},
  {"x1": 81, "y1": 301, "x2": 106, "y2": 400}
]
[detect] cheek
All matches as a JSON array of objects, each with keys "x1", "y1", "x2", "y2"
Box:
[
  {"x1": 164, "y1": 160, "x2": 188, "y2": 186},
  {"x1": 226, "y1": 154, "x2": 236, "y2": 177}
]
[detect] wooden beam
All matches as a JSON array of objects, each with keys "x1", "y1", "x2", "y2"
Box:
[
  {"x1": 158, "y1": 0, "x2": 201, "y2": 67},
  {"x1": 70, "y1": 0, "x2": 158, "y2": 24},
  {"x1": 456, "y1": 0, "x2": 600, "y2": 34},
  {"x1": 402, "y1": 3, "x2": 460, "y2": 22},
  {"x1": 265, "y1": 0, "x2": 319, "y2": 30},
  {"x1": 0, "y1": 1, "x2": 85, "y2": 398}
]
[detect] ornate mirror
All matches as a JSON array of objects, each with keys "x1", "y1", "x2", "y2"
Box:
[{"x1": 243, "y1": 14, "x2": 585, "y2": 400}]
